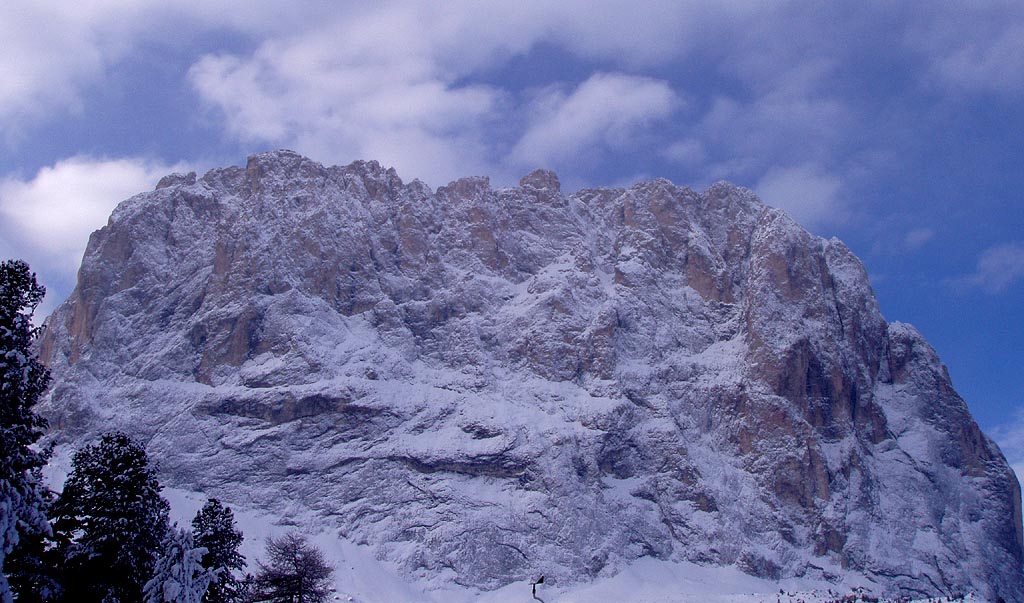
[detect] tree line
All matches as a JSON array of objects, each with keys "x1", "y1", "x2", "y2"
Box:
[{"x1": 1, "y1": 260, "x2": 333, "y2": 603}]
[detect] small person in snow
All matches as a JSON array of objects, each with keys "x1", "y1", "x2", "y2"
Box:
[{"x1": 532, "y1": 575, "x2": 545, "y2": 599}]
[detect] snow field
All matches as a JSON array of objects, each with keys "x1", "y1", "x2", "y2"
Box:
[{"x1": 159, "y1": 483, "x2": 991, "y2": 603}]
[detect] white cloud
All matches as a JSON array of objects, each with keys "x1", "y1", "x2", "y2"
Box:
[
  {"x1": 177, "y1": 3, "x2": 794, "y2": 186},
  {"x1": 511, "y1": 73, "x2": 679, "y2": 169},
  {"x1": 662, "y1": 139, "x2": 707, "y2": 168},
  {"x1": 957, "y1": 242, "x2": 1024, "y2": 294},
  {"x1": 0, "y1": 1, "x2": 120, "y2": 133},
  {"x1": 0, "y1": 0, "x2": 339, "y2": 138},
  {"x1": 0, "y1": 156, "x2": 183, "y2": 312},
  {"x1": 184, "y1": 3, "x2": 734, "y2": 185},
  {"x1": 696, "y1": 60, "x2": 851, "y2": 185},
  {"x1": 903, "y1": 227, "x2": 935, "y2": 251},
  {"x1": 906, "y1": 5, "x2": 1024, "y2": 96},
  {"x1": 0, "y1": 2, "x2": 882, "y2": 190},
  {"x1": 990, "y1": 407, "x2": 1024, "y2": 485},
  {"x1": 4, "y1": 2, "x2": 1020, "y2": 209},
  {"x1": 188, "y1": 9, "x2": 508, "y2": 186},
  {"x1": 755, "y1": 163, "x2": 845, "y2": 229},
  {"x1": 934, "y1": 23, "x2": 1024, "y2": 95},
  {"x1": 498, "y1": 1, "x2": 764, "y2": 67}
]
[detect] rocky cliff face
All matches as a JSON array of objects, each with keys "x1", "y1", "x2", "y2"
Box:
[{"x1": 38, "y1": 150, "x2": 1022, "y2": 599}]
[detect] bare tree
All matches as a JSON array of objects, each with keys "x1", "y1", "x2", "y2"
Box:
[{"x1": 250, "y1": 533, "x2": 332, "y2": 603}]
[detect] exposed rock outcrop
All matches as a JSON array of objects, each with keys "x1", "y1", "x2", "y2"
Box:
[{"x1": 38, "y1": 150, "x2": 1023, "y2": 599}]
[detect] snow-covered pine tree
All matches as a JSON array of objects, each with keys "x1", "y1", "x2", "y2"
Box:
[
  {"x1": 144, "y1": 525, "x2": 215, "y2": 603},
  {"x1": 191, "y1": 499, "x2": 245, "y2": 603},
  {"x1": 4, "y1": 467, "x2": 60, "y2": 602},
  {"x1": 0, "y1": 260, "x2": 52, "y2": 603},
  {"x1": 52, "y1": 431, "x2": 170, "y2": 603}
]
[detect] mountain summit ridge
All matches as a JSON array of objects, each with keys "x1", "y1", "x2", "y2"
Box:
[{"x1": 38, "y1": 150, "x2": 1023, "y2": 599}]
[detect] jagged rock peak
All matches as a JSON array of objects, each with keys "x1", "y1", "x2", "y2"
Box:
[
  {"x1": 38, "y1": 152, "x2": 1023, "y2": 601},
  {"x1": 155, "y1": 171, "x2": 196, "y2": 190},
  {"x1": 519, "y1": 168, "x2": 560, "y2": 192}
]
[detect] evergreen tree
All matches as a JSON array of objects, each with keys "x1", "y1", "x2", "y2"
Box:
[
  {"x1": 251, "y1": 533, "x2": 332, "y2": 603},
  {"x1": 144, "y1": 525, "x2": 215, "y2": 603},
  {"x1": 191, "y1": 499, "x2": 245, "y2": 603},
  {"x1": 5, "y1": 468, "x2": 60, "y2": 602},
  {"x1": 52, "y1": 431, "x2": 170, "y2": 603},
  {"x1": 0, "y1": 260, "x2": 52, "y2": 603}
]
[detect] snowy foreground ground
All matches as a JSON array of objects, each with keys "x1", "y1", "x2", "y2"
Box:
[
  {"x1": 162, "y1": 487, "x2": 984, "y2": 603},
  {"x1": 43, "y1": 447, "x2": 984, "y2": 603}
]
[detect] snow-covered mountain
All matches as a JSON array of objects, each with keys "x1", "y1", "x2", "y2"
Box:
[{"x1": 37, "y1": 150, "x2": 1023, "y2": 600}]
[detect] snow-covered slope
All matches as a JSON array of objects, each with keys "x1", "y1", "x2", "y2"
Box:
[{"x1": 37, "y1": 150, "x2": 1023, "y2": 600}]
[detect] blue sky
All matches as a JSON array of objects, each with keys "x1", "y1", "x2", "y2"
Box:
[{"x1": 1, "y1": 2, "x2": 1021, "y2": 468}]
